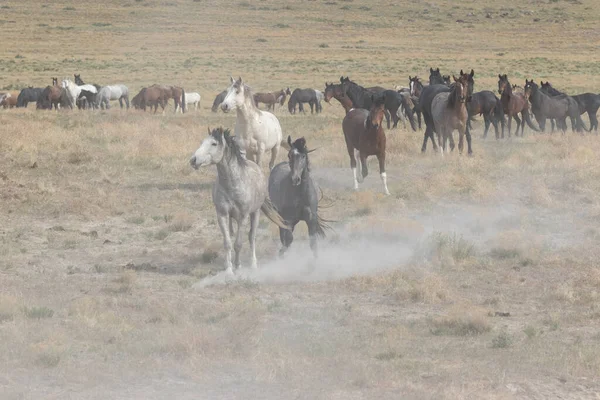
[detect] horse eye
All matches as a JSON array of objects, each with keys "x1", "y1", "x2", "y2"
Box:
[
  {"x1": 235, "y1": 90, "x2": 240, "y2": 94},
  {"x1": 212, "y1": 142, "x2": 217, "y2": 146}
]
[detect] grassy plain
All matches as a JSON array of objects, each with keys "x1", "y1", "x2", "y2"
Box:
[{"x1": 1, "y1": 0, "x2": 600, "y2": 398}]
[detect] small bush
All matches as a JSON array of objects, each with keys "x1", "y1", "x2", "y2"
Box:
[
  {"x1": 24, "y1": 306, "x2": 54, "y2": 319},
  {"x1": 274, "y1": 23, "x2": 290, "y2": 28},
  {"x1": 492, "y1": 331, "x2": 513, "y2": 348},
  {"x1": 374, "y1": 350, "x2": 402, "y2": 361},
  {"x1": 256, "y1": 38, "x2": 267, "y2": 42},
  {"x1": 37, "y1": 352, "x2": 61, "y2": 367},
  {"x1": 523, "y1": 325, "x2": 537, "y2": 339},
  {"x1": 430, "y1": 311, "x2": 490, "y2": 336},
  {"x1": 318, "y1": 43, "x2": 329, "y2": 48}
]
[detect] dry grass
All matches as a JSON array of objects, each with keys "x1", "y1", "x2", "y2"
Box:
[{"x1": 0, "y1": 0, "x2": 600, "y2": 398}]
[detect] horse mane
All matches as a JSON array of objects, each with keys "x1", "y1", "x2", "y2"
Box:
[
  {"x1": 233, "y1": 80, "x2": 258, "y2": 110},
  {"x1": 211, "y1": 127, "x2": 246, "y2": 166}
]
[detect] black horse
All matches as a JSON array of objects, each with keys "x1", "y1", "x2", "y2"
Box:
[
  {"x1": 408, "y1": 76, "x2": 426, "y2": 129},
  {"x1": 16, "y1": 87, "x2": 44, "y2": 108},
  {"x1": 467, "y1": 90, "x2": 505, "y2": 139},
  {"x1": 288, "y1": 88, "x2": 320, "y2": 114},
  {"x1": 211, "y1": 90, "x2": 227, "y2": 112},
  {"x1": 420, "y1": 69, "x2": 475, "y2": 152},
  {"x1": 339, "y1": 77, "x2": 402, "y2": 129},
  {"x1": 429, "y1": 68, "x2": 446, "y2": 85},
  {"x1": 541, "y1": 81, "x2": 600, "y2": 133}
]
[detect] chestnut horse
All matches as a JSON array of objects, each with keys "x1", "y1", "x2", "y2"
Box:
[
  {"x1": 254, "y1": 89, "x2": 286, "y2": 111},
  {"x1": 323, "y1": 82, "x2": 353, "y2": 114},
  {"x1": 342, "y1": 94, "x2": 390, "y2": 195},
  {"x1": 0, "y1": 92, "x2": 18, "y2": 108},
  {"x1": 497, "y1": 74, "x2": 539, "y2": 137}
]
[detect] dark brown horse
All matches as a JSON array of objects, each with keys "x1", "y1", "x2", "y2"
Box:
[
  {"x1": 135, "y1": 86, "x2": 168, "y2": 113},
  {"x1": 342, "y1": 94, "x2": 389, "y2": 195},
  {"x1": 323, "y1": 82, "x2": 353, "y2": 114},
  {"x1": 254, "y1": 89, "x2": 286, "y2": 111},
  {"x1": 497, "y1": 74, "x2": 539, "y2": 137},
  {"x1": 152, "y1": 85, "x2": 186, "y2": 113}
]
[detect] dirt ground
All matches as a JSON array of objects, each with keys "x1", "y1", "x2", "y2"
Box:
[{"x1": 1, "y1": 0, "x2": 600, "y2": 399}]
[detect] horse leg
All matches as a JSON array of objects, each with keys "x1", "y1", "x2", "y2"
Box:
[
  {"x1": 514, "y1": 115, "x2": 522, "y2": 136},
  {"x1": 268, "y1": 144, "x2": 279, "y2": 170},
  {"x1": 417, "y1": 110, "x2": 422, "y2": 130},
  {"x1": 278, "y1": 226, "x2": 294, "y2": 257},
  {"x1": 483, "y1": 115, "x2": 490, "y2": 138},
  {"x1": 307, "y1": 219, "x2": 318, "y2": 258},
  {"x1": 347, "y1": 142, "x2": 359, "y2": 190},
  {"x1": 359, "y1": 152, "x2": 368, "y2": 180},
  {"x1": 385, "y1": 109, "x2": 391, "y2": 129},
  {"x1": 125, "y1": 96, "x2": 130, "y2": 110},
  {"x1": 248, "y1": 211, "x2": 260, "y2": 268},
  {"x1": 255, "y1": 144, "x2": 264, "y2": 168},
  {"x1": 217, "y1": 214, "x2": 234, "y2": 274},
  {"x1": 376, "y1": 152, "x2": 390, "y2": 195},
  {"x1": 233, "y1": 215, "x2": 246, "y2": 270}
]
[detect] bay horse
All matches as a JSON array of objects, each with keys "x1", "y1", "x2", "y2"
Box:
[
  {"x1": 467, "y1": 90, "x2": 505, "y2": 139},
  {"x1": 431, "y1": 74, "x2": 471, "y2": 155},
  {"x1": 37, "y1": 78, "x2": 63, "y2": 110},
  {"x1": 420, "y1": 69, "x2": 475, "y2": 152},
  {"x1": 541, "y1": 81, "x2": 600, "y2": 133},
  {"x1": 524, "y1": 79, "x2": 588, "y2": 134},
  {"x1": 288, "y1": 88, "x2": 320, "y2": 114},
  {"x1": 268, "y1": 136, "x2": 330, "y2": 257},
  {"x1": 150, "y1": 85, "x2": 185, "y2": 113},
  {"x1": 189, "y1": 127, "x2": 288, "y2": 275},
  {"x1": 342, "y1": 94, "x2": 390, "y2": 195},
  {"x1": 497, "y1": 74, "x2": 539, "y2": 137},
  {"x1": 254, "y1": 89, "x2": 286, "y2": 111},
  {"x1": 323, "y1": 82, "x2": 353, "y2": 114},
  {"x1": 211, "y1": 90, "x2": 227, "y2": 112},
  {"x1": 139, "y1": 86, "x2": 168, "y2": 113},
  {"x1": 220, "y1": 76, "x2": 282, "y2": 170}
]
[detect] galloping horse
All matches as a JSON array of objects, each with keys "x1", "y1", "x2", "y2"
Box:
[
  {"x1": 342, "y1": 94, "x2": 390, "y2": 195},
  {"x1": 189, "y1": 127, "x2": 289, "y2": 274},
  {"x1": 220, "y1": 77, "x2": 282, "y2": 170},
  {"x1": 269, "y1": 136, "x2": 330, "y2": 257}
]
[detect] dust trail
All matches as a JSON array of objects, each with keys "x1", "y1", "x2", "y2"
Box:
[{"x1": 194, "y1": 231, "x2": 415, "y2": 288}]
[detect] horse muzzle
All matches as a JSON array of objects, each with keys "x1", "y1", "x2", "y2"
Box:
[
  {"x1": 189, "y1": 156, "x2": 199, "y2": 169},
  {"x1": 220, "y1": 103, "x2": 230, "y2": 113},
  {"x1": 291, "y1": 175, "x2": 302, "y2": 186}
]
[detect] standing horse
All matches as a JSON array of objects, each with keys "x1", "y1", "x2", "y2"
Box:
[
  {"x1": 254, "y1": 89, "x2": 285, "y2": 111},
  {"x1": 184, "y1": 92, "x2": 201, "y2": 111},
  {"x1": 540, "y1": 81, "x2": 600, "y2": 133},
  {"x1": 342, "y1": 94, "x2": 390, "y2": 195},
  {"x1": 467, "y1": 90, "x2": 505, "y2": 139},
  {"x1": 150, "y1": 85, "x2": 186, "y2": 113},
  {"x1": 61, "y1": 79, "x2": 81, "y2": 109},
  {"x1": 269, "y1": 136, "x2": 329, "y2": 257},
  {"x1": 73, "y1": 74, "x2": 99, "y2": 108},
  {"x1": 189, "y1": 127, "x2": 288, "y2": 274},
  {"x1": 497, "y1": 75, "x2": 539, "y2": 137},
  {"x1": 429, "y1": 68, "x2": 446, "y2": 85},
  {"x1": 0, "y1": 92, "x2": 18, "y2": 109},
  {"x1": 523, "y1": 79, "x2": 587, "y2": 134},
  {"x1": 139, "y1": 86, "x2": 168, "y2": 113},
  {"x1": 409, "y1": 76, "x2": 425, "y2": 130},
  {"x1": 324, "y1": 82, "x2": 353, "y2": 114},
  {"x1": 212, "y1": 90, "x2": 227, "y2": 112},
  {"x1": 37, "y1": 78, "x2": 63, "y2": 110},
  {"x1": 221, "y1": 77, "x2": 282, "y2": 170},
  {"x1": 288, "y1": 88, "x2": 320, "y2": 114},
  {"x1": 431, "y1": 75, "x2": 471, "y2": 154},
  {"x1": 16, "y1": 87, "x2": 44, "y2": 108},
  {"x1": 96, "y1": 84, "x2": 130, "y2": 109}
]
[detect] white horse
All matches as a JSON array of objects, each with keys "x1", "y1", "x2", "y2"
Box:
[
  {"x1": 184, "y1": 92, "x2": 201, "y2": 111},
  {"x1": 96, "y1": 85, "x2": 129, "y2": 109},
  {"x1": 61, "y1": 79, "x2": 81, "y2": 109},
  {"x1": 220, "y1": 77, "x2": 282, "y2": 170},
  {"x1": 189, "y1": 127, "x2": 288, "y2": 274}
]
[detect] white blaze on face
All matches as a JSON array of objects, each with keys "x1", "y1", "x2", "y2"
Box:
[{"x1": 410, "y1": 80, "x2": 414, "y2": 96}]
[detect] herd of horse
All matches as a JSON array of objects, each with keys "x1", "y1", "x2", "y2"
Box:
[{"x1": 188, "y1": 71, "x2": 600, "y2": 274}]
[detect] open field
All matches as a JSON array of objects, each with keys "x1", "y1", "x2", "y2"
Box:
[{"x1": 1, "y1": 0, "x2": 600, "y2": 398}]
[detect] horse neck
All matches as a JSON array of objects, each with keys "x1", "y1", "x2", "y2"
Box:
[
  {"x1": 529, "y1": 86, "x2": 543, "y2": 105},
  {"x1": 235, "y1": 95, "x2": 259, "y2": 124},
  {"x1": 216, "y1": 152, "x2": 244, "y2": 190},
  {"x1": 345, "y1": 84, "x2": 363, "y2": 106}
]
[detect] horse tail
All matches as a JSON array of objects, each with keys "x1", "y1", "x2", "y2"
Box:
[
  {"x1": 576, "y1": 113, "x2": 591, "y2": 132},
  {"x1": 261, "y1": 197, "x2": 290, "y2": 230},
  {"x1": 181, "y1": 88, "x2": 186, "y2": 113},
  {"x1": 523, "y1": 110, "x2": 540, "y2": 132},
  {"x1": 314, "y1": 187, "x2": 336, "y2": 238}
]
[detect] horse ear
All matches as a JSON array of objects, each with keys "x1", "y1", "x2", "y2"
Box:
[
  {"x1": 287, "y1": 135, "x2": 292, "y2": 147},
  {"x1": 453, "y1": 75, "x2": 458, "y2": 82},
  {"x1": 340, "y1": 76, "x2": 344, "y2": 83},
  {"x1": 229, "y1": 76, "x2": 234, "y2": 84},
  {"x1": 436, "y1": 68, "x2": 440, "y2": 72},
  {"x1": 498, "y1": 74, "x2": 502, "y2": 79},
  {"x1": 409, "y1": 75, "x2": 412, "y2": 80},
  {"x1": 460, "y1": 69, "x2": 464, "y2": 75},
  {"x1": 430, "y1": 68, "x2": 434, "y2": 73},
  {"x1": 540, "y1": 81, "x2": 544, "y2": 86},
  {"x1": 470, "y1": 69, "x2": 475, "y2": 78},
  {"x1": 207, "y1": 126, "x2": 211, "y2": 136}
]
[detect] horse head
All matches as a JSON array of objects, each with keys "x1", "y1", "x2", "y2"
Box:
[
  {"x1": 367, "y1": 94, "x2": 386, "y2": 129},
  {"x1": 409, "y1": 76, "x2": 423, "y2": 97},
  {"x1": 497, "y1": 74, "x2": 509, "y2": 95},
  {"x1": 287, "y1": 136, "x2": 310, "y2": 186},
  {"x1": 190, "y1": 127, "x2": 229, "y2": 168},
  {"x1": 429, "y1": 68, "x2": 443, "y2": 85},
  {"x1": 221, "y1": 77, "x2": 248, "y2": 113},
  {"x1": 452, "y1": 75, "x2": 469, "y2": 103},
  {"x1": 523, "y1": 79, "x2": 537, "y2": 100}
]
